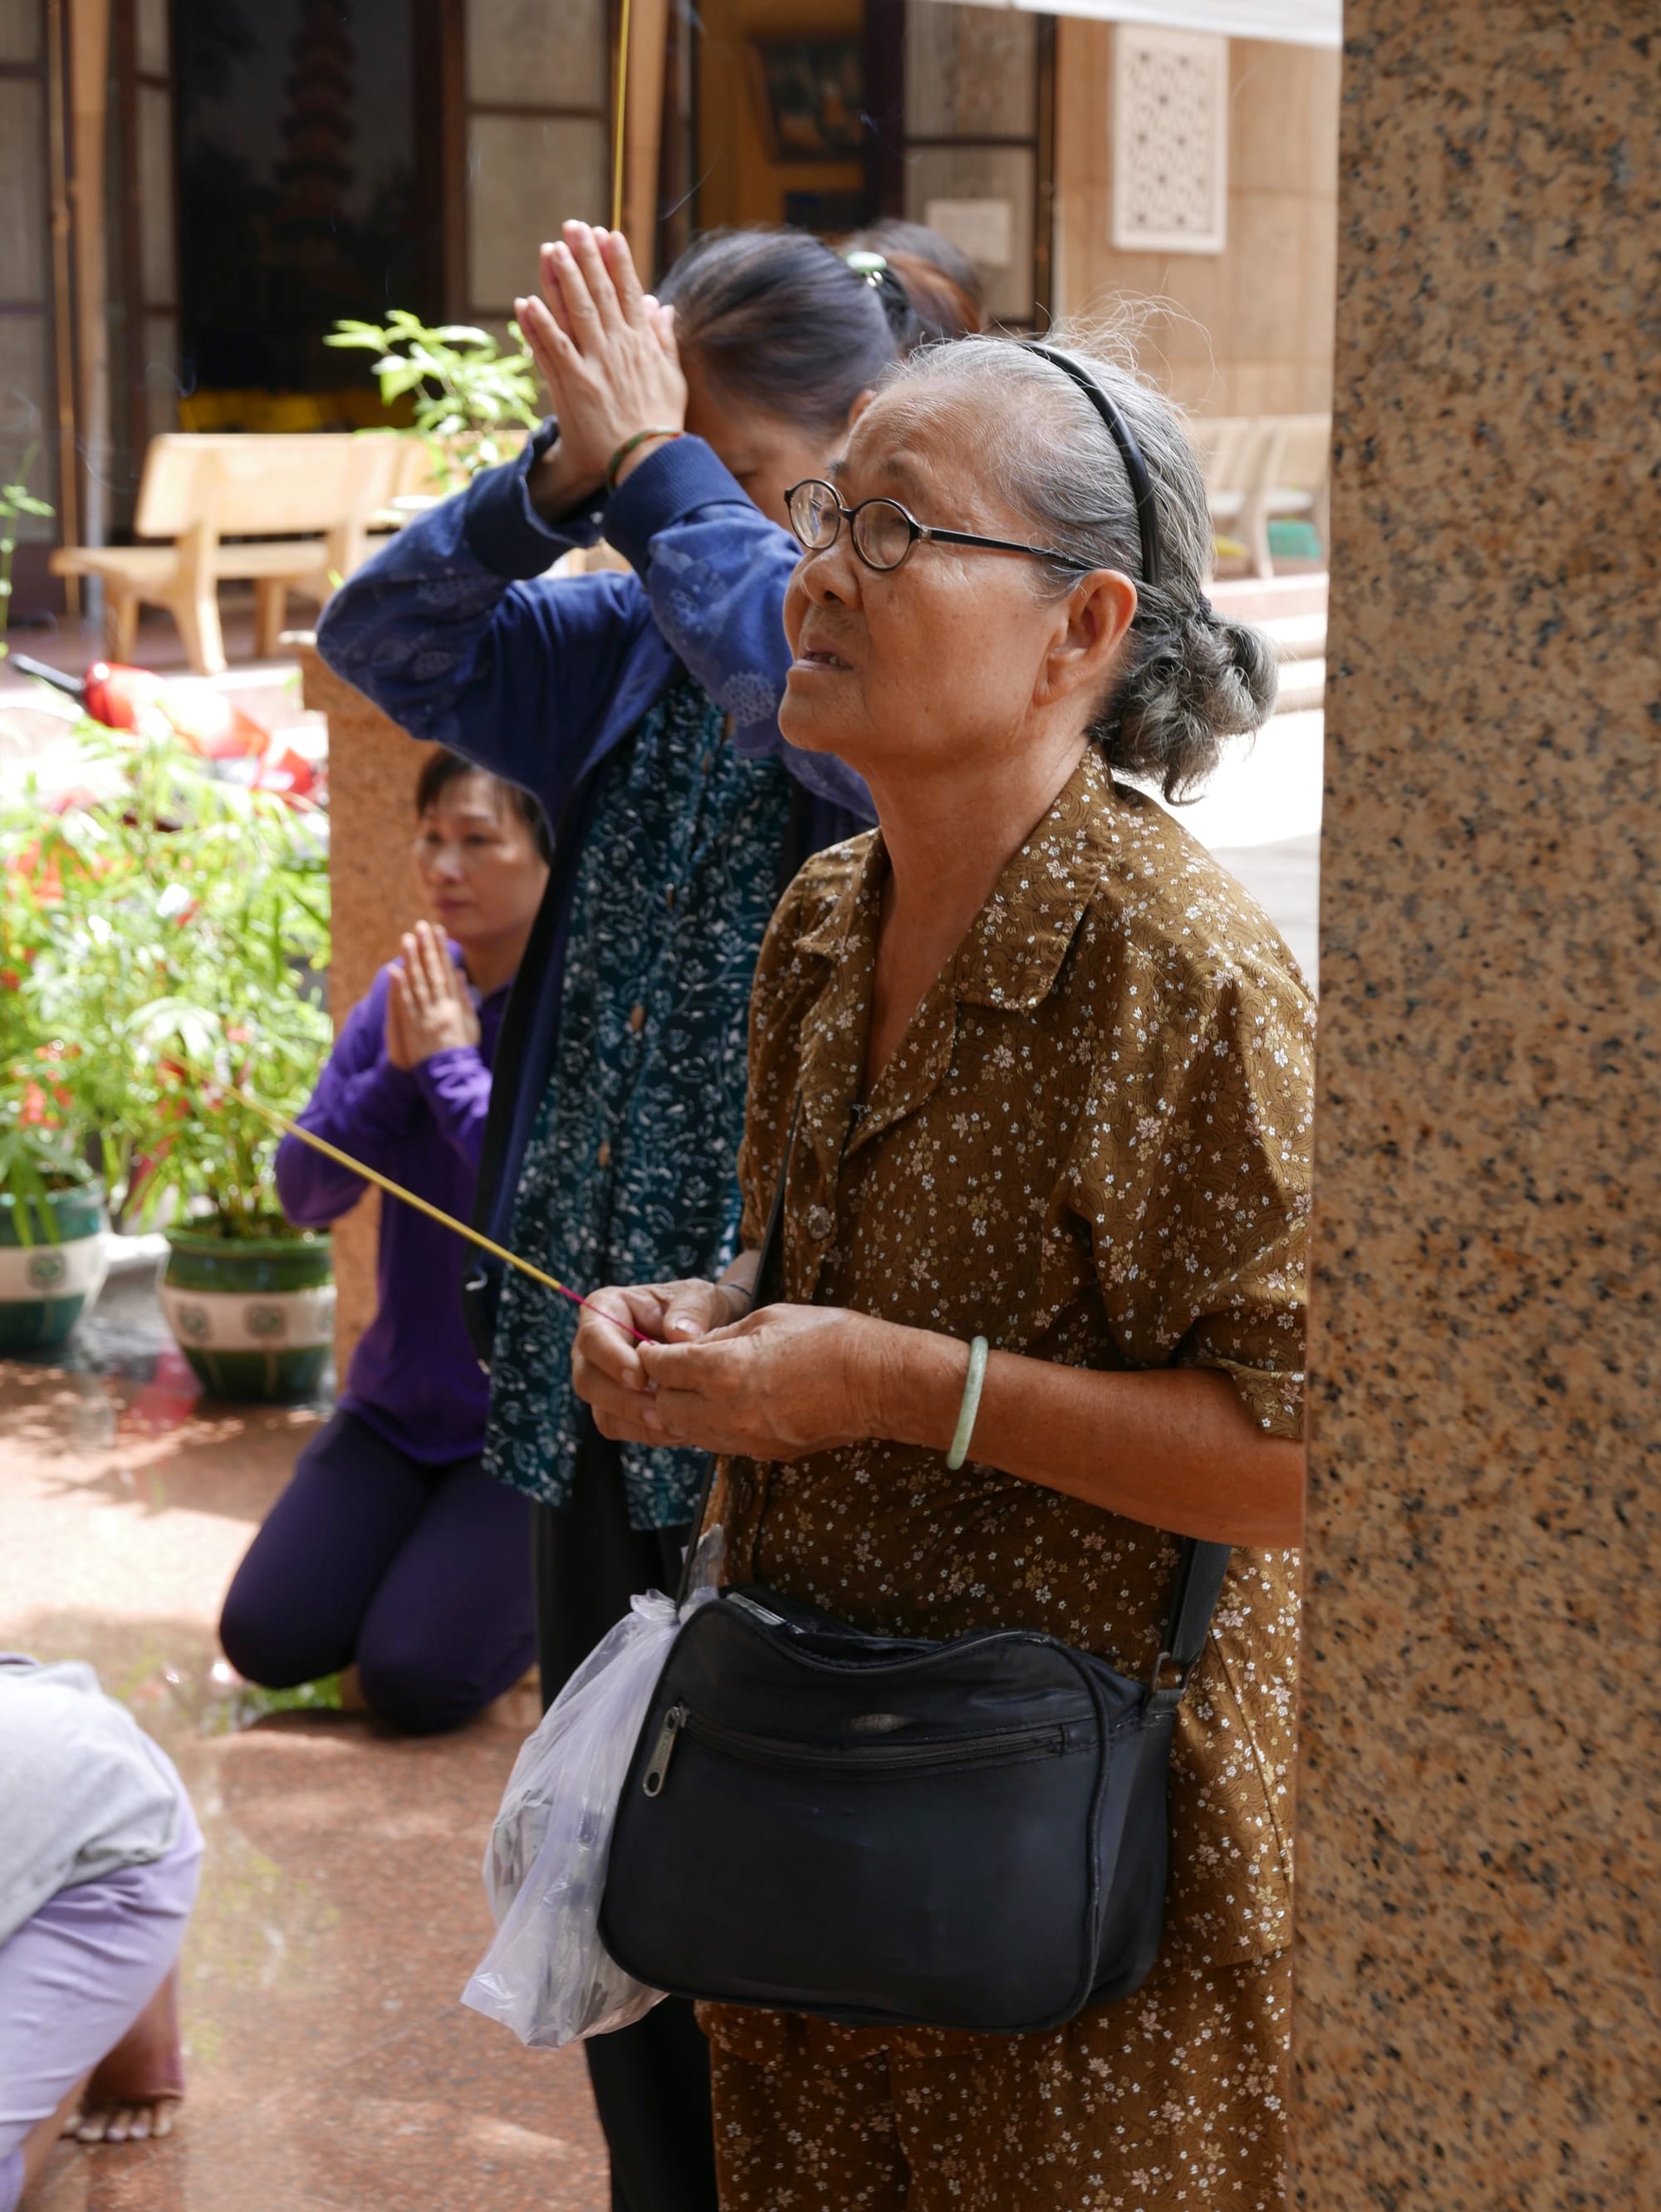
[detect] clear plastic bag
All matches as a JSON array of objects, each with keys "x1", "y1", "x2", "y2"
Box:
[{"x1": 462, "y1": 1532, "x2": 721, "y2": 2048}]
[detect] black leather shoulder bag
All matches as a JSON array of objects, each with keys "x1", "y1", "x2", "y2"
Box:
[{"x1": 600, "y1": 1122, "x2": 1229, "y2": 2036}]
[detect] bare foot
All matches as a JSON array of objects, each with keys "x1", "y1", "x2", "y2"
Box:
[{"x1": 63, "y1": 1969, "x2": 184, "y2": 2146}]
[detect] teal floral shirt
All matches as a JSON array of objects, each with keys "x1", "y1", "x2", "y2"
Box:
[{"x1": 484, "y1": 674, "x2": 793, "y2": 1526}]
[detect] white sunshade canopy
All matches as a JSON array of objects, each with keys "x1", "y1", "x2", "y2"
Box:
[{"x1": 937, "y1": 0, "x2": 1342, "y2": 48}]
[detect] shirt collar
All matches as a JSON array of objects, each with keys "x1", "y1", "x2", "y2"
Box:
[
  {"x1": 952, "y1": 749, "x2": 1113, "y2": 1010},
  {"x1": 796, "y1": 836, "x2": 883, "y2": 962},
  {"x1": 796, "y1": 747, "x2": 1113, "y2": 1015}
]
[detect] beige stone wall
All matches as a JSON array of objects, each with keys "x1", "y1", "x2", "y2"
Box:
[
  {"x1": 1292, "y1": 2, "x2": 1659, "y2": 2203},
  {"x1": 1054, "y1": 27, "x2": 1339, "y2": 417},
  {"x1": 298, "y1": 645, "x2": 435, "y2": 1377}
]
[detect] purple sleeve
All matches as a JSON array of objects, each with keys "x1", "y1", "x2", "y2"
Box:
[
  {"x1": 275, "y1": 973, "x2": 422, "y2": 1228},
  {"x1": 411, "y1": 1046, "x2": 492, "y2": 1173}
]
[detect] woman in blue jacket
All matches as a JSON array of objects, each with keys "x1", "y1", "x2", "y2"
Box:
[{"x1": 317, "y1": 219, "x2": 973, "y2": 2212}]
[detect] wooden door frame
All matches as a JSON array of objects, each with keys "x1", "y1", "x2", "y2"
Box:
[
  {"x1": 430, "y1": 0, "x2": 619, "y2": 324},
  {"x1": 860, "y1": 0, "x2": 1056, "y2": 329},
  {"x1": 0, "y1": 0, "x2": 74, "y2": 611}
]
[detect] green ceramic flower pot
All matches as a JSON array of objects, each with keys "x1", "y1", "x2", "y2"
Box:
[
  {"x1": 160, "y1": 1226, "x2": 334, "y2": 1401},
  {"x1": 0, "y1": 1187, "x2": 109, "y2": 1353}
]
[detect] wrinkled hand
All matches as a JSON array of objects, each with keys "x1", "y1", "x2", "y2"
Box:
[
  {"x1": 575, "y1": 1293, "x2": 893, "y2": 1460},
  {"x1": 517, "y1": 222, "x2": 686, "y2": 518},
  {"x1": 571, "y1": 1276, "x2": 752, "y2": 1433},
  {"x1": 385, "y1": 920, "x2": 480, "y2": 1069}
]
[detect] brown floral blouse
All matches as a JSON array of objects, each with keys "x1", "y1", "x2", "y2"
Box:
[{"x1": 713, "y1": 746, "x2": 1316, "y2": 1992}]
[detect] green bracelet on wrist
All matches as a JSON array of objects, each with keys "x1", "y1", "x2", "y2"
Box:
[
  {"x1": 946, "y1": 1336, "x2": 989, "y2": 1470},
  {"x1": 605, "y1": 427, "x2": 683, "y2": 489}
]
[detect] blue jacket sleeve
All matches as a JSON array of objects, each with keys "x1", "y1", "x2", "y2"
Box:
[
  {"x1": 275, "y1": 972, "x2": 423, "y2": 1228},
  {"x1": 314, "y1": 424, "x2": 665, "y2": 826},
  {"x1": 603, "y1": 439, "x2": 875, "y2": 819},
  {"x1": 316, "y1": 425, "x2": 875, "y2": 827}
]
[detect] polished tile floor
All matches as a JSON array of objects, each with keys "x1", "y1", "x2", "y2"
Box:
[{"x1": 0, "y1": 1292, "x2": 608, "y2": 2212}]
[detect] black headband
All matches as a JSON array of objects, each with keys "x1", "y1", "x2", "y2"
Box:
[{"x1": 1021, "y1": 341, "x2": 1162, "y2": 591}]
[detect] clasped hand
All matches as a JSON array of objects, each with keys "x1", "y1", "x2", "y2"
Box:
[
  {"x1": 385, "y1": 920, "x2": 480, "y2": 1069},
  {"x1": 571, "y1": 1280, "x2": 893, "y2": 1462},
  {"x1": 517, "y1": 221, "x2": 687, "y2": 517}
]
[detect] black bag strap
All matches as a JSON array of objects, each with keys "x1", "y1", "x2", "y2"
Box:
[
  {"x1": 1149, "y1": 1538, "x2": 1231, "y2": 1706},
  {"x1": 674, "y1": 1101, "x2": 801, "y2": 1606}
]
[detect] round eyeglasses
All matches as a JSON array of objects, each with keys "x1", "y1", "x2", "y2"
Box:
[{"x1": 784, "y1": 479, "x2": 1095, "y2": 577}]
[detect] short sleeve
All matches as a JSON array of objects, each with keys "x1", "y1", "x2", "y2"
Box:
[{"x1": 1066, "y1": 964, "x2": 1315, "y2": 1440}]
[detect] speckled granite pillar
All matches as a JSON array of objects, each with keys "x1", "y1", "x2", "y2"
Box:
[
  {"x1": 298, "y1": 645, "x2": 434, "y2": 1374},
  {"x1": 1294, "y1": 5, "x2": 1659, "y2": 2205}
]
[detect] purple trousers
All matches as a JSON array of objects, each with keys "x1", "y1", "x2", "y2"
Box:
[
  {"x1": 0, "y1": 1760, "x2": 202, "y2": 2211},
  {"x1": 219, "y1": 1408, "x2": 537, "y2": 1734}
]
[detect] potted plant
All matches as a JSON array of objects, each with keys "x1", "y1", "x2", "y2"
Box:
[
  {"x1": 326, "y1": 310, "x2": 541, "y2": 493},
  {"x1": 0, "y1": 1116, "x2": 108, "y2": 1353},
  {"x1": 0, "y1": 763, "x2": 109, "y2": 1351},
  {"x1": 2, "y1": 714, "x2": 334, "y2": 1396}
]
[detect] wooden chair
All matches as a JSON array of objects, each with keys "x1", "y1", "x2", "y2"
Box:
[
  {"x1": 1197, "y1": 416, "x2": 1285, "y2": 577},
  {"x1": 1262, "y1": 414, "x2": 1333, "y2": 562},
  {"x1": 1197, "y1": 413, "x2": 1332, "y2": 576},
  {"x1": 51, "y1": 432, "x2": 407, "y2": 673}
]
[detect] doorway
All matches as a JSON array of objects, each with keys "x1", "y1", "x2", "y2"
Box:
[{"x1": 172, "y1": 0, "x2": 443, "y2": 424}]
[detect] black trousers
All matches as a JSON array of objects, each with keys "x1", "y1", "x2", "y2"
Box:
[{"x1": 532, "y1": 1425, "x2": 718, "y2": 2212}]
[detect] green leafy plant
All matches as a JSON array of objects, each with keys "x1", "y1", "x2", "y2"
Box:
[
  {"x1": 0, "y1": 1121, "x2": 95, "y2": 1244},
  {"x1": 325, "y1": 310, "x2": 541, "y2": 488},
  {"x1": 2, "y1": 716, "x2": 331, "y2": 1238},
  {"x1": 0, "y1": 444, "x2": 53, "y2": 664}
]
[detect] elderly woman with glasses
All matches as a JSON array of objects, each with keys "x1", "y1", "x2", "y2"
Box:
[{"x1": 573, "y1": 332, "x2": 1312, "y2": 2211}]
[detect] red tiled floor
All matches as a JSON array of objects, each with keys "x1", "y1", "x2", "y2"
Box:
[
  {"x1": 0, "y1": 1354, "x2": 608, "y2": 2212},
  {"x1": 1, "y1": 597, "x2": 285, "y2": 683}
]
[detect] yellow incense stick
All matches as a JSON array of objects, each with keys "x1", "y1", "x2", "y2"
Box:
[
  {"x1": 612, "y1": 0, "x2": 632, "y2": 233},
  {"x1": 241, "y1": 1094, "x2": 646, "y2": 1341}
]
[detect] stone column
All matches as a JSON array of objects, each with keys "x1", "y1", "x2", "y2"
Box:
[
  {"x1": 299, "y1": 645, "x2": 434, "y2": 1376},
  {"x1": 1293, "y1": 5, "x2": 1658, "y2": 2205}
]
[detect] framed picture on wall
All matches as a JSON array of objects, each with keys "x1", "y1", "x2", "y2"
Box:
[{"x1": 747, "y1": 37, "x2": 865, "y2": 164}]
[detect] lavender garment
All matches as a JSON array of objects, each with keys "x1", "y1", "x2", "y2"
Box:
[
  {"x1": 0, "y1": 1739, "x2": 201, "y2": 2200},
  {"x1": 276, "y1": 962, "x2": 507, "y2": 1464}
]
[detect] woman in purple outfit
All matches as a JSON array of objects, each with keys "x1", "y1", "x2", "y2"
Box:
[{"x1": 218, "y1": 751, "x2": 550, "y2": 1733}]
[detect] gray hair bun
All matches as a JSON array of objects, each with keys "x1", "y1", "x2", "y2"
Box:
[
  {"x1": 1109, "y1": 598, "x2": 1279, "y2": 801},
  {"x1": 885, "y1": 332, "x2": 1280, "y2": 801}
]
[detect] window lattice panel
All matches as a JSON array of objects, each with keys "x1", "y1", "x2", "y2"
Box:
[{"x1": 1111, "y1": 27, "x2": 1228, "y2": 256}]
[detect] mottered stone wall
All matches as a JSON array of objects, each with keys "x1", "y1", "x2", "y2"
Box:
[
  {"x1": 1293, "y1": 4, "x2": 1659, "y2": 2205},
  {"x1": 299, "y1": 645, "x2": 434, "y2": 1376}
]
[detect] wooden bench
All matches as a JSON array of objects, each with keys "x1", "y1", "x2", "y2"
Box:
[
  {"x1": 51, "y1": 433, "x2": 409, "y2": 674},
  {"x1": 1194, "y1": 414, "x2": 1332, "y2": 577}
]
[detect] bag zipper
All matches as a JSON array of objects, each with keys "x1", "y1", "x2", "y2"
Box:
[
  {"x1": 678, "y1": 1707, "x2": 1070, "y2": 1777},
  {"x1": 641, "y1": 1704, "x2": 688, "y2": 1796},
  {"x1": 725, "y1": 1592, "x2": 787, "y2": 1626}
]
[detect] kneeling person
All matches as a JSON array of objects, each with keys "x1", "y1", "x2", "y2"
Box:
[{"x1": 219, "y1": 753, "x2": 550, "y2": 1733}]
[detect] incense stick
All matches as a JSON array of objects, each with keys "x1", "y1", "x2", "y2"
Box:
[
  {"x1": 612, "y1": 0, "x2": 632, "y2": 233},
  {"x1": 241, "y1": 1094, "x2": 649, "y2": 1344}
]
